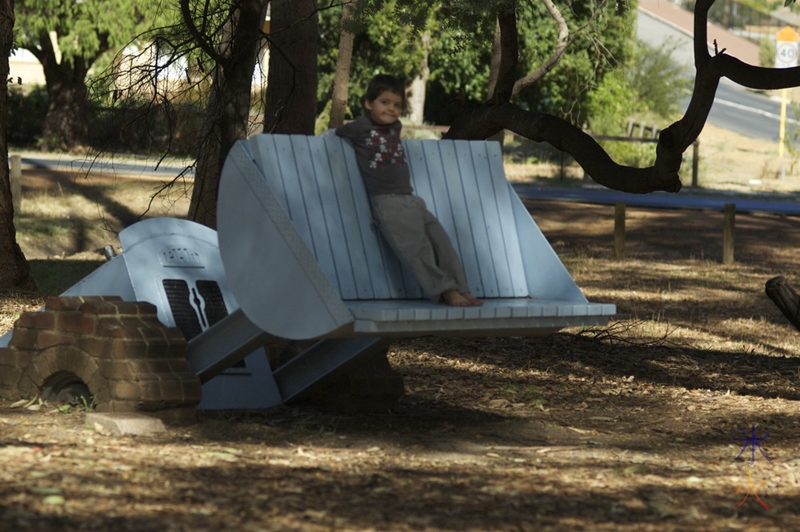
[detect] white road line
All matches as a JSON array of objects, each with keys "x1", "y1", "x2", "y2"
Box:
[{"x1": 714, "y1": 98, "x2": 800, "y2": 125}]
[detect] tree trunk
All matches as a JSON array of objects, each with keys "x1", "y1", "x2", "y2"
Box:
[
  {"x1": 263, "y1": 0, "x2": 319, "y2": 134},
  {"x1": 0, "y1": 0, "x2": 36, "y2": 292},
  {"x1": 490, "y1": 1, "x2": 519, "y2": 105},
  {"x1": 486, "y1": 18, "x2": 502, "y2": 101},
  {"x1": 405, "y1": 32, "x2": 430, "y2": 125},
  {"x1": 187, "y1": 0, "x2": 268, "y2": 228},
  {"x1": 36, "y1": 33, "x2": 90, "y2": 152},
  {"x1": 328, "y1": 1, "x2": 355, "y2": 129},
  {"x1": 40, "y1": 75, "x2": 89, "y2": 152}
]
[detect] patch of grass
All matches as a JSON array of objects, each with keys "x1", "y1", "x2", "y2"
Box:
[
  {"x1": 28, "y1": 259, "x2": 105, "y2": 296},
  {"x1": 16, "y1": 218, "x2": 75, "y2": 238}
]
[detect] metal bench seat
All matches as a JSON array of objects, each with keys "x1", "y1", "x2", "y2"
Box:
[{"x1": 217, "y1": 134, "x2": 615, "y2": 340}]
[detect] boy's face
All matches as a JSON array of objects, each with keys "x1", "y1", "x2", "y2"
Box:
[{"x1": 365, "y1": 90, "x2": 403, "y2": 125}]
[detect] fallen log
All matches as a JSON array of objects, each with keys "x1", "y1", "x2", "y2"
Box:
[{"x1": 765, "y1": 276, "x2": 800, "y2": 333}]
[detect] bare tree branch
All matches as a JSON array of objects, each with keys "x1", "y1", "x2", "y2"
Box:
[
  {"x1": 447, "y1": 0, "x2": 800, "y2": 195},
  {"x1": 490, "y1": 1, "x2": 519, "y2": 103},
  {"x1": 512, "y1": 0, "x2": 570, "y2": 96},
  {"x1": 180, "y1": 0, "x2": 230, "y2": 66},
  {"x1": 444, "y1": 102, "x2": 682, "y2": 193}
]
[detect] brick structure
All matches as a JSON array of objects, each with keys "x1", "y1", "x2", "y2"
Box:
[
  {"x1": 0, "y1": 296, "x2": 201, "y2": 423},
  {"x1": 301, "y1": 349, "x2": 405, "y2": 412}
]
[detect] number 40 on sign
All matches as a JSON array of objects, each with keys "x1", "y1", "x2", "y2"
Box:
[{"x1": 775, "y1": 26, "x2": 799, "y2": 159}]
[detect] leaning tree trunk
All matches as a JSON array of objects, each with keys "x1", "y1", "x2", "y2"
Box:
[
  {"x1": 765, "y1": 276, "x2": 800, "y2": 332},
  {"x1": 187, "y1": 0, "x2": 268, "y2": 228},
  {"x1": 0, "y1": 0, "x2": 36, "y2": 292},
  {"x1": 405, "y1": 31, "x2": 430, "y2": 125},
  {"x1": 263, "y1": 0, "x2": 319, "y2": 134},
  {"x1": 328, "y1": 1, "x2": 355, "y2": 129}
]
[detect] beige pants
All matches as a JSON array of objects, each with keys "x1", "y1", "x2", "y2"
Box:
[{"x1": 370, "y1": 194, "x2": 469, "y2": 301}]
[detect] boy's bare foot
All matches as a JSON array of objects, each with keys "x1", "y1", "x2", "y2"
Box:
[
  {"x1": 441, "y1": 290, "x2": 471, "y2": 307},
  {"x1": 463, "y1": 292, "x2": 483, "y2": 306}
]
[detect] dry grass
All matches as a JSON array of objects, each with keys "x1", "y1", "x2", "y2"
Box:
[{"x1": 2, "y1": 127, "x2": 800, "y2": 531}]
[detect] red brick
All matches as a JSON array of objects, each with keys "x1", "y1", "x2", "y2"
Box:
[
  {"x1": 85, "y1": 371, "x2": 106, "y2": 397},
  {"x1": 83, "y1": 300, "x2": 156, "y2": 319},
  {"x1": 0, "y1": 367, "x2": 22, "y2": 391},
  {"x1": 140, "y1": 379, "x2": 164, "y2": 401},
  {"x1": 160, "y1": 379, "x2": 190, "y2": 402},
  {"x1": 79, "y1": 361, "x2": 99, "y2": 382},
  {"x1": 44, "y1": 297, "x2": 88, "y2": 312},
  {"x1": 168, "y1": 360, "x2": 194, "y2": 374},
  {"x1": 116, "y1": 340, "x2": 149, "y2": 360},
  {"x1": 112, "y1": 380, "x2": 143, "y2": 401},
  {"x1": 78, "y1": 300, "x2": 119, "y2": 317},
  {"x1": 20, "y1": 366, "x2": 43, "y2": 391},
  {"x1": 127, "y1": 301, "x2": 158, "y2": 317},
  {"x1": 57, "y1": 350, "x2": 83, "y2": 375},
  {"x1": 142, "y1": 359, "x2": 174, "y2": 375},
  {"x1": 15, "y1": 380, "x2": 41, "y2": 398},
  {"x1": 64, "y1": 351, "x2": 98, "y2": 379},
  {"x1": 56, "y1": 311, "x2": 97, "y2": 335},
  {"x1": 145, "y1": 341, "x2": 175, "y2": 360},
  {"x1": 98, "y1": 399, "x2": 138, "y2": 413},
  {"x1": 6, "y1": 327, "x2": 38, "y2": 350},
  {"x1": 32, "y1": 354, "x2": 56, "y2": 382},
  {"x1": 41, "y1": 350, "x2": 70, "y2": 376},
  {"x1": 98, "y1": 359, "x2": 134, "y2": 380},
  {"x1": 135, "y1": 321, "x2": 167, "y2": 341},
  {"x1": 0, "y1": 347, "x2": 33, "y2": 368},
  {"x1": 162, "y1": 327, "x2": 187, "y2": 344},
  {"x1": 77, "y1": 337, "x2": 107, "y2": 357},
  {"x1": 137, "y1": 399, "x2": 164, "y2": 412},
  {"x1": 73, "y1": 296, "x2": 124, "y2": 315},
  {"x1": 96, "y1": 319, "x2": 132, "y2": 339},
  {"x1": 15, "y1": 311, "x2": 56, "y2": 331},
  {"x1": 36, "y1": 331, "x2": 76, "y2": 350}
]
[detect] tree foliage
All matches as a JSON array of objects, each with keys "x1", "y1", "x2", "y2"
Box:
[
  {"x1": 513, "y1": 0, "x2": 635, "y2": 124},
  {"x1": 319, "y1": 0, "x2": 633, "y2": 128},
  {"x1": 15, "y1": 0, "x2": 168, "y2": 150}
]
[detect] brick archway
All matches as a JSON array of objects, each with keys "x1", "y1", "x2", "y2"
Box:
[
  {"x1": 0, "y1": 296, "x2": 201, "y2": 422},
  {"x1": 18, "y1": 344, "x2": 108, "y2": 405}
]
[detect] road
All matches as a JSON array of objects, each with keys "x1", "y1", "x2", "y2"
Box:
[
  {"x1": 637, "y1": 7, "x2": 797, "y2": 142},
  {"x1": 14, "y1": 153, "x2": 193, "y2": 179},
  {"x1": 515, "y1": 6, "x2": 800, "y2": 217}
]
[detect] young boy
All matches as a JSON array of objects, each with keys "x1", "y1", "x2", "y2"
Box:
[{"x1": 335, "y1": 74, "x2": 481, "y2": 307}]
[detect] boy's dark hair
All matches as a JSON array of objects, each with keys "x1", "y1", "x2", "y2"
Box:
[{"x1": 364, "y1": 74, "x2": 405, "y2": 105}]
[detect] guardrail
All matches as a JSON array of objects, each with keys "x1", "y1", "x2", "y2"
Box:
[{"x1": 612, "y1": 200, "x2": 736, "y2": 263}]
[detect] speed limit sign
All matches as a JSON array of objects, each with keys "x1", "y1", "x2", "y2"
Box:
[{"x1": 776, "y1": 26, "x2": 799, "y2": 69}]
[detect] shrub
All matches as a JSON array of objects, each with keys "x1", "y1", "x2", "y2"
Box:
[{"x1": 7, "y1": 85, "x2": 48, "y2": 147}]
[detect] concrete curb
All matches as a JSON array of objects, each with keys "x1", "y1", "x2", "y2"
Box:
[{"x1": 86, "y1": 412, "x2": 167, "y2": 436}]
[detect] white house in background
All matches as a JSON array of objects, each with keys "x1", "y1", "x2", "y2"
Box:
[
  {"x1": 6, "y1": 15, "x2": 270, "y2": 97},
  {"x1": 9, "y1": 48, "x2": 46, "y2": 88}
]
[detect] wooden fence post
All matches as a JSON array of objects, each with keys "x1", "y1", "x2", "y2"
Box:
[
  {"x1": 10, "y1": 154, "x2": 21, "y2": 216},
  {"x1": 614, "y1": 201, "x2": 626, "y2": 260},
  {"x1": 723, "y1": 203, "x2": 735, "y2": 264},
  {"x1": 692, "y1": 140, "x2": 700, "y2": 188}
]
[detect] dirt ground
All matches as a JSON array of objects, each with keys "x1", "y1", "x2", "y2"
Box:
[{"x1": 3, "y1": 129, "x2": 800, "y2": 531}]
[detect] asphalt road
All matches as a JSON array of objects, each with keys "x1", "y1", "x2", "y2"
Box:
[
  {"x1": 637, "y1": 8, "x2": 797, "y2": 142},
  {"x1": 15, "y1": 153, "x2": 193, "y2": 178}
]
